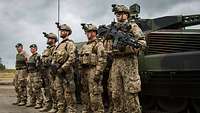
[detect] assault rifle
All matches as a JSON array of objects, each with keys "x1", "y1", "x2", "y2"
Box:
[{"x1": 97, "y1": 21, "x2": 141, "y2": 49}]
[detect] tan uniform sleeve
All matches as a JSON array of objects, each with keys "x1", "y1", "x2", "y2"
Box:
[
  {"x1": 22, "y1": 50, "x2": 29, "y2": 63},
  {"x1": 48, "y1": 46, "x2": 55, "y2": 63},
  {"x1": 61, "y1": 41, "x2": 76, "y2": 71},
  {"x1": 131, "y1": 23, "x2": 146, "y2": 50},
  {"x1": 95, "y1": 41, "x2": 107, "y2": 74},
  {"x1": 78, "y1": 45, "x2": 84, "y2": 69}
]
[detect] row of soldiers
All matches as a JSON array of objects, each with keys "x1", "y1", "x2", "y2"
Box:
[{"x1": 13, "y1": 4, "x2": 146, "y2": 113}]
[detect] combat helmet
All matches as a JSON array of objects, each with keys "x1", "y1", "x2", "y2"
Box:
[
  {"x1": 81, "y1": 23, "x2": 97, "y2": 32},
  {"x1": 60, "y1": 24, "x2": 72, "y2": 35},
  {"x1": 48, "y1": 33, "x2": 58, "y2": 41},
  {"x1": 43, "y1": 32, "x2": 58, "y2": 42},
  {"x1": 29, "y1": 44, "x2": 37, "y2": 49},
  {"x1": 15, "y1": 43, "x2": 23, "y2": 48},
  {"x1": 112, "y1": 4, "x2": 130, "y2": 15}
]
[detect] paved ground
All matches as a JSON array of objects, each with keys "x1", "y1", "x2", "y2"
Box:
[
  {"x1": 0, "y1": 85, "x2": 40, "y2": 113},
  {"x1": 0, "y1": 72, "x2": 104, "y2": 113},
  {"x1": 0, "y1": 82, "x2": 84, "y2": 113},
  {"x1": 0, "y1": 71, "x2": 41, "y2": 113}
]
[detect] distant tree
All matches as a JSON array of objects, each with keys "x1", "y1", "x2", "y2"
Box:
[
  {"x1": 0, "y1": 63, "x2": 5, "y2": 70},
  {"x1": 0, "y1": 58, "x2": 6, "y2": 70}
]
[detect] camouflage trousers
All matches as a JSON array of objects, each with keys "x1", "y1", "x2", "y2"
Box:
[
  {"x1": 27, "y1": 72, "x2": 43, "y2": 105},
  {"x1": 102, "y1": 66, "x2": 113, "y2": 113},
  {"x1": 41, "y1": 69, "x2": 52, "y2": 106},
  {"x1": 54, "y1": 71, "x2": 77, "y2": 113},
  {"x1": 49, "y1": 71, "x2": 57, "y2": 109},
  {"x1": 13, "y1": 69, "x2": 28, "y2": 103},
  {"x1": 81, "y1": 66, "x2": 104, "y2": 113},
  {"x1": 107, "y1": 72, "x2": 113, "y2": 113},
  {"x1": 110, "y1": 57, "x2": 142, "y2": 113}
]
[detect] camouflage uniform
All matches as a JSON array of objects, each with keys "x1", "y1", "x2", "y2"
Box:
[
  {"x1": 39, "y1": 33, "x2": 57, "y2": 112},
  {"x1": 13, "y1": 43, "x2": 28, "y2": 106},
  {"x1": 102, "y1": 39, "x2": 113, "y2": 113},
  {"x1": 26, "y1": 44, "x2": 43, "y2": 108},
  {"x1": 52, "y1": 24, "x2": 77, "y2": 113},
  {"x1": 79, "y1": 24, "x2": 106, "y2": 113},
  {"x1": 105, "y1": 5, "x2": 146, "y2": 113}
]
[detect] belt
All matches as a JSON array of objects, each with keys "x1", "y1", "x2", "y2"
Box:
[
  {"x1": 112, "y1": 53, "x2": 135, "y2": 58},
  {"x1": 81, "y1": 64, "x2": 96, "y2": 68},
  {"x1": 16, "y1": 67, "x2": 27, "y2": 70},
  {"x1": 28, "y1": 70, "x2": 37, "y2": 73}
]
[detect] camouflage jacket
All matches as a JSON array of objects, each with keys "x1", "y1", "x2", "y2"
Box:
[
  {"x1": 79, "y1": 38, "x2": 106, "y2": 73},
  {"x1": 52, "y1": 38, "x2": 76, "y2": 72},
  {"x1": 41, "y1": 45, "x2": 56, "y2": 68}
]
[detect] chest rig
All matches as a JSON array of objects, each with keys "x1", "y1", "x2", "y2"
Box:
[
  {"x1": 16, "y1": 53, "x2": 27, "y2": 69},
  {"x1": 42, "y1": 46, "x2": 55, "y2": 67},
  {"x1": 52, "y1": 39, "x2": 72, "y2": 65},
  {"x1": 27, "y1": 53, "x2": 39, "y2": 72},
  {"x1": 79, "y1": 40, "x2": 98, "y2": 67}
]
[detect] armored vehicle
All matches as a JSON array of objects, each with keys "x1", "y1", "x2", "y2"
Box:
[{"x1": 129, "y1": 4, "x2": 200, "y2": 113}]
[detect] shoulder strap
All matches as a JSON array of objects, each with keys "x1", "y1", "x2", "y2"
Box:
[
  {"x1": 55, "y1": 39, "x2": 72, "y2": 50},
  {"x1": 64, "y1": 39, "x2": 74, "y2": 51},
  {"x1": 92, "y1": 39, "x2": 100, "y2": 54}
]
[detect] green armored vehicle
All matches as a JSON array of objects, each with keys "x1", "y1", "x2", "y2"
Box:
[{"x1": 129, "y1": 4, "x2": 200, "y2": 113}]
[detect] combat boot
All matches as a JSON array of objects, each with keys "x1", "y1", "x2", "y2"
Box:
[
  {"x1": 68, "y1": 109, "x2": 77, "y2": 113},
  {"x1": 82, "y1": 111, "x2": 88, "y2": 113},
  {"x1": 67, "y1": 106, "x2": 77, "y2": 113},
  {"x1": 82, "y1": 106, "x2": 90, "y2": 113},
  {"x1": 12, "y1": 99, "x2": 20, "y2": 105},
  {"x1": 26, "y1": 102, "x2": 36, "y2": 107},
  {"x1": 39, "y1": 103, "x2": 52, "y2": 112},
  {"x1": 18, "y1": 101, "x2": 26, "y2": 106},
  {"x1": 48, "y1": 108, "x2": 58, "y2": 113},
  {"x1": 35, "y1": 104, "x2": 43, "y2": 109},
  {"x1": 56, "y1": 106, "x2": 65, "y2": 113},
  {"x1": 56, "y1": 109, "x2": 65, "y2": 113}
]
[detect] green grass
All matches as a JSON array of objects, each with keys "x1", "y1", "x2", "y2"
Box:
[
  {"x1": 0, "y1": 69, "x2": 15, "y2": 80},
  {"x1": 0, "y1": 69, "x2": 16, "y2": 73}
]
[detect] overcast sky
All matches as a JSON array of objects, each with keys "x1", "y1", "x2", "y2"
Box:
[{"x1": 0, "y1": 0, "x2": 200, "y2": 68}]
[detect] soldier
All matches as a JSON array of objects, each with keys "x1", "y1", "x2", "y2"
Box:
[
  {"x1": 13, "y1": 43, "x2": 28, "y2": 106},
  {"x1": 39, "y1": 32, "x2": 57, "y2": 112},
  {"x1": 51, "y1": 24, "x2": 77, "y2": 113},
  {"x1": 26, "y1": 44, "x2": 43, "y2": 109},
  {"x1": 79, "y1": 23, "x2": 106, "y2": 113},
  {"x1": 104, "y1": 4, "x2": 146, "y2": 113}
]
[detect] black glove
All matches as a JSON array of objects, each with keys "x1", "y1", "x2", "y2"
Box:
[
  {"x1": 94, "y1": 71, "x2": 102, "y2": 83},
  {"x1": 94, "y1": 75, "x2": 100, "y2": 83},
  {"x1": 51, "y1": 63, "x2": 60, "y2": 74},
  {"x1": 56, "y1": 68, "x2": 65, "y2": 80},
  {"x1": 57, "y1": 68, "x2": 64, "y2": 75}
]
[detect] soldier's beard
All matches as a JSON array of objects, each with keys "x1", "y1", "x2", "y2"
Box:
[
  {"x1": 61, "y1": 35, "x2": 67, "y2": 38},
  {"x1": 117, "y1": 18, "x2": 126, "y2": 22},
  {"x1": 17, "y1": 49, "x2": 22, "y2": 53},
  {"x1": 47, "y1": 41, "x2": 52, "y2": 45},
  {"x1": 88, "y1": 36, "x2": 96, "y2": 41}
]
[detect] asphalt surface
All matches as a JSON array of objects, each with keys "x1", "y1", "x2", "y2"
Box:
[
  {"x1": 0, "y1": 85, "x2": 40, "y2": 113},
  {"x1": 0, "y1": 83, "x2": 84, "y2": 113}
]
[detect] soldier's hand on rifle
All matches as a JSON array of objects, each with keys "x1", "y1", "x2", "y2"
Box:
[
  {"x1": 94, "y1": 75, "x2": 100, "y2": 83},
  {"x1": 57, "y1": 68, "x2": 64, "y2": 75},
  {"x1": 134, "y1": 48, "x2": 140, "y2": 55},
  {"x1": 51, "y1": 63, "x2": 60, "y2": 74},
  {"x1": 94, "y1": 70, "x2": 102, "y2": 83},
  {"x1": 128, "y1": 45, "x2": 140, "y2": 55}
]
